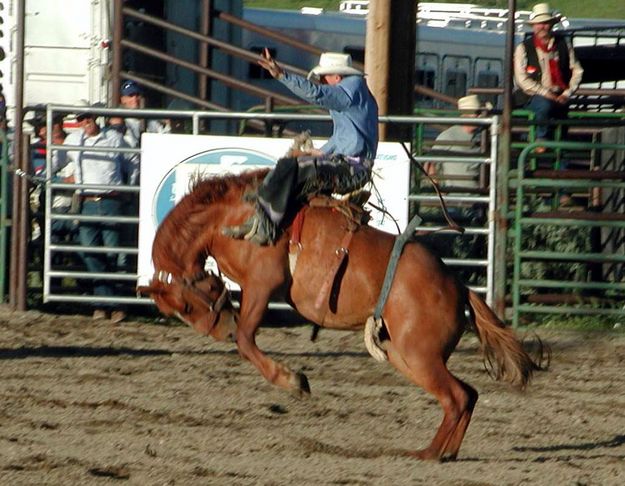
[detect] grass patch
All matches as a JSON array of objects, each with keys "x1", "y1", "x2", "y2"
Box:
[
  {"x1": 533, "y1": 315, "x2": 625, "y2": 332},
  {"x1": 244, "y1": 0, "x2": 625, "y2": 20}
]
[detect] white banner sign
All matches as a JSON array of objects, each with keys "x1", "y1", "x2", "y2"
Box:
[{"x1": 137, "y1": 134, "x2": 410, "y2": 285}]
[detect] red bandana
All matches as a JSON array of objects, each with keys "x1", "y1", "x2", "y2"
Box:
[{"x1": 533, "y1": 36, "x2": 567, "y2": 91}]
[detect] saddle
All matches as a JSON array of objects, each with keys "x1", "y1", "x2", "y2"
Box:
[{"x1": 308, "y1": 192, "x2": 371, "y2": 228}]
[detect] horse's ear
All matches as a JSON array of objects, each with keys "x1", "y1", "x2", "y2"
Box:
[{"x1": 137, "y1": 283, "x2": 164, "y2": 297}]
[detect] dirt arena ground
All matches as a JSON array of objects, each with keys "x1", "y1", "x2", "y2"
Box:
[{"x1": 1, "y1": 305, "x2": 624, "y2": 485}]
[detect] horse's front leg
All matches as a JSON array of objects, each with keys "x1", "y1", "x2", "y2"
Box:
[{"x1": 236, "y1": 287, "x2": 310, "y2": 398}]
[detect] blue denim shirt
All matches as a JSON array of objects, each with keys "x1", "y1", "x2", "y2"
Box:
[{"x1": 280, "y1": 72, "x2": 378, "y2": 160}]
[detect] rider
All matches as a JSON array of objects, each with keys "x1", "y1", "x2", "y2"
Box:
[{"x1": 223, "y1": 49, "x2": 379, "y2": 245}]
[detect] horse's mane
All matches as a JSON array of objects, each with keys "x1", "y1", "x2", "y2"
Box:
[
  {"x1": 186, "y1": 168, "x2": 269, "y2": 206},
  {"x1": 152, "y1": 168, "x2": 270, "y2": 273}
]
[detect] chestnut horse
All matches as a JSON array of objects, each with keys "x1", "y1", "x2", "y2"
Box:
[{"x1": 139, "y1": 168, "x2": 540, "y2": 461}]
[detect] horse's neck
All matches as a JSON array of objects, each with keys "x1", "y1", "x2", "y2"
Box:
[{"x1": 158, "y1": 207, "x2": 218, "y2": 277}]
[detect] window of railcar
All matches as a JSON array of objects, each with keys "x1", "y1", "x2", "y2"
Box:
[
  {"x1": 416, "y1": 69, "x2": 436, "y2": 91},
  {"x1": 474, "y1": 58, "x2": 503, "y2": 108},
  {"x1": 248, "y1": 46, "x2": 276, "y2": 80},
  {"x1": 442, "y1": 55, "x2": 470, "y2": 99},
  {"x1": 415, "y1": 53, "x2": 439, "y2": 108},
  {"x1": 444, "y1": 70, "x2": 468, "y2": 98},
  {"x1": 343, "y1": 46, "x2": 365, "y2": 65}
]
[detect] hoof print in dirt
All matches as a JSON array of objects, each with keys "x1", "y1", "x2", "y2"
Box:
[
  {"x1": 293, "y1": 371, "x2": 311, "y2": 398},
  {"x1": 268, "y1": 403, "x2": 288, "y2": 415},
  {"x1": 88, "y1": 465, "x2": 130, "y2": 480}
]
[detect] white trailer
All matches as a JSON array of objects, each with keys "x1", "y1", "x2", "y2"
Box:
[{"x1": 0, "y1": 0, "x2": 111, "y2": 125}]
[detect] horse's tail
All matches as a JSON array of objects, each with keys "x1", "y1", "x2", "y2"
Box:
[{"x1": 467, "y1": 289, "x2": 539, "y2": 389}]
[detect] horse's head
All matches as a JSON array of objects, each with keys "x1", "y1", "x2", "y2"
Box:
[{"x1": 138, "y1": 271, "x2": 238, "y2": 342}]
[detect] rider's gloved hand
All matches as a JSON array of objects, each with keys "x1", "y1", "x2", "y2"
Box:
[{"x1": 258, "y1": 48, "x2": 284, "y2": 79}]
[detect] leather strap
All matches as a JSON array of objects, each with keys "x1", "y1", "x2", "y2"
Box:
[
  {"x1": 288, "y1": 207, "x2": 307, "y2": 275},
  {"x1": 374, "y1": 213, "x2": 422, "y2": 320},
  {"x1": 314, "y1": 229, "x2": 354, "y2": 312},
  {"x1": 289, "y1": 207, "x2": 306, "y2": 252}
]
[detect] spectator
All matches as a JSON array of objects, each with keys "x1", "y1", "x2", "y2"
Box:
[
  {"x1": 513, "y1": 3, "x2": 583, "y2": 150},
  {"x1": 116, "y1": 81, "x2": 165, "y2": 271},
  {"x1": 426, "y1": 95, "x2": 491, "y2": 284},
  {"x1": 119, "y1": 80, "x2": 170, "y2": 147},
  {"x1": 28, "y1": 109, "x2": 67, "y2": 177},
  {"x1": 428, "y1": 94, "x2": 488, "y2": 194},
  {"x1": 106, "y1": 115, "x2": 132, "y2": 146},
  {"x1": 26, "y1": 109, "x2": 76, "y2": 245},
  {"x1": 53, "y1": 105, "x2": 139, "y2": 323}
]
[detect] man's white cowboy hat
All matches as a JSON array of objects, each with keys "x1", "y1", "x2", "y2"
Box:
[
  {"x1": 307, "y1": 52, "x2": 364, "y2": 80},
  {"x1": 457, "y1": 95, "x2": 492, "y2": 112},
  {"x1": 527, "y1": 3, "x2": 560, "y2": 24}
]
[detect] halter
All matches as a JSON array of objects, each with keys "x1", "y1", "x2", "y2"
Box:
[{"x1": 156, "y1": 269, "x2": 230, "y2": 315}]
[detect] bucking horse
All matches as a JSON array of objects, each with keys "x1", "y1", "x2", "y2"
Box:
[{"x1": 138, "y1": 168, "x2": 543, "y2": 461}]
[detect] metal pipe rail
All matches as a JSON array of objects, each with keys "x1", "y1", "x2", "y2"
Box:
[
  {"x1": 121, "y1": 6, "x2": 309, "y2": 77},
  {"x1": 409, "y1": 113, "x2": 500, "y2": 305},
  {"x1": 512, "y1": 140, "x2": 625, "y2": 326},
  {"x1": 34, "y1": 107, "x2": 500, "y2": 310},
  {"x1": 120, "y1": 39, "x2": 302, "y2": 107}
]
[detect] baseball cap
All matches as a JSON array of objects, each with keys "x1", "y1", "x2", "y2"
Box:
[{"x1": 120, "y1": 80, "x2": 143, "y2": 97}]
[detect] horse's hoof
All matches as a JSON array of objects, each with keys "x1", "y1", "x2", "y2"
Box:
[{"x1": 291, "y1": 371, "x2": 311, "y2": 398}]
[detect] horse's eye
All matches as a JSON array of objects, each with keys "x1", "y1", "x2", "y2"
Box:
[{"x1": 183, "y1": 303, "x2": 192, "y2": 314}]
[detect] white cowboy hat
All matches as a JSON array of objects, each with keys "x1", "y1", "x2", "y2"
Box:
[
  {"x1": 527, "y1": 3, "x2": 560, "y2": 24},
  {"x1": 307, "y1": 52, "x2": 364, "y2": 80},
  {"x1": 457, "y1": 95, "x2": 493, "y2": 113}
]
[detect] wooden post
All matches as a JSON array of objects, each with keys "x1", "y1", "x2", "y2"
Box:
[
  {"x1": 365, "y1": 1, "x2": 416, "y2": 141},
  {"x1": 494, "y1": 0, "x2": 516, "y2": 320},
  {"x1": 199, "y1": 0, "x2": 212, "y2": 101},
  {"x1": 112, "y1": 0, "x2": 123, "y2": 106},
  {"x1": 9, "y1": 0, "x2": 26, "y2": 310}
]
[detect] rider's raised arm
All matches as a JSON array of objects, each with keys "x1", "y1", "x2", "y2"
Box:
[{"x1": 279, "y1": 71, "x2": 352, "y2": 111}]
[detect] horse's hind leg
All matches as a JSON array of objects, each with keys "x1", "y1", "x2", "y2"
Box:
[
  {"x1": 387, "y1": 344, "x2": 478, "y2": 461},
  {"x1": 439, "y1": 378, "x2": 478, "y2": 460}
]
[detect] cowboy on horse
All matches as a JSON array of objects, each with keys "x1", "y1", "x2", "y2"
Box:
[{"x1": 223, "y1": 49, "x2": 379, "y2": 245}]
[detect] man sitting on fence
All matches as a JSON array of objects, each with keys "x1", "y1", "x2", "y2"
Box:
[{"x1": 513, "y1": 3, "x2": 583, "y2": 151}]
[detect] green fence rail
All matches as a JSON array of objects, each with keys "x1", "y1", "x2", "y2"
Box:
[{"x1": 512, "y1": 140, "x2": 625, "y2": 327}]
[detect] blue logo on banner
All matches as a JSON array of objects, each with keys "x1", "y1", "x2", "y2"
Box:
[{"x1": 153, "y1": 148, "x2": 275, "y2": 225}]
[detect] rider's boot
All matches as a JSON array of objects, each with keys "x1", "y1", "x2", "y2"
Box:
[{"x1": 222, "y1": 206, "x2": 278, "y2": 246}]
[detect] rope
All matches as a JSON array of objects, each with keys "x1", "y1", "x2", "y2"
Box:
[{"x1": 400, "y1": 142, "x2": 465, "y2": 235}]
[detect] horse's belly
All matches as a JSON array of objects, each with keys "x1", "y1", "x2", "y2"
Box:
[
  {"x1": 290, "y1": 294, "x2": 367, "y2": 330},
  {"x1": 289, "y1": 253, "x2": 380, "y2": 329},
  {"x1": 288, "y1": 215, "x2": 393, "y2": 329}
]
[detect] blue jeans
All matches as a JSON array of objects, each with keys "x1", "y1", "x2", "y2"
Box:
[
  {"x1": 527, "y1": 95, "x2": 569, "y2": 140},
  {"x1": 50, "y1": 206, "x2": 78, "y2": 244},
  {"x1": 78, "y1": 198, "x2": 122, "y2": 297}
]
